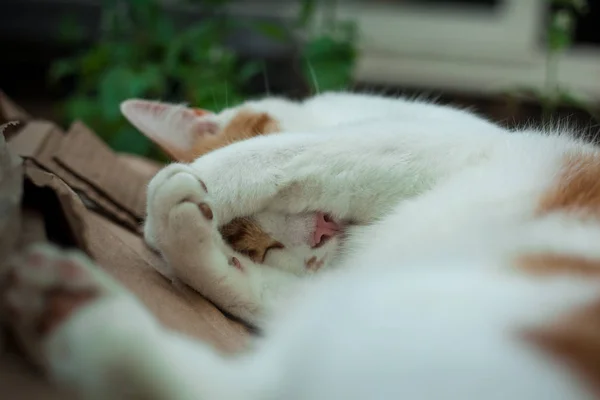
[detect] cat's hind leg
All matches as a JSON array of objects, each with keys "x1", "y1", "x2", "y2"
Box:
[{"x1": 1, "y1": 243, "x2": 258, "y2": 400}]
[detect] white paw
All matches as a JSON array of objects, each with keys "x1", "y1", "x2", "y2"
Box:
[
  {"x1": 144, "y1": 164, "x2": 255, "y2": 322},
  {"x1": 146, "y1": 164, "x2": 216, "y2": 256},
  {"x1": 2, "y1": 244, "x2": 162, "y2": 395},
  {"x1": 0, "y1": 244, "x2": 118, "y2": 366}
]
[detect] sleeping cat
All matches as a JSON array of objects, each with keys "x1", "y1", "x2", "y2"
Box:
[
  {"x1": 5, "y1": 92, "x2": 600, "y2": 399},
  {"x1": 119, "y1": 92, "x2": 506, "y2": 323},
  {"x1": 121, "y1": 93, "x2": 503, "y2": 271}
]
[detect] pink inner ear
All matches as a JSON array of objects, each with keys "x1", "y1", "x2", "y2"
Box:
[
  {"x1": 190, "y1": 120, "x2": 219, "y2": 136},
  {"x1": 192, "y1": 108, "x2": 210, "y2": 117},
  {"x1": 120, "y1": 99, "x2": 218, "y2": 156}
]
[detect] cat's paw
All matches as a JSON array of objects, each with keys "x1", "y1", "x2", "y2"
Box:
[
  {"x1": 145, "y1": 163, "x2": 218, "y2": 265},
  {"x1": 1, "y1": 244, "x2": 116, "y2": 365},
  {"x1": 2, "y1": 244, "x2": 161, "y2": 392},
  {"x1": 147, "y1": 163, "x2": 213, "y2": 221}
]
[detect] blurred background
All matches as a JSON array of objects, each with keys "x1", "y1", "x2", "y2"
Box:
[{"x1": 1, "y1": 0, "x2": 599, "y2": 159}]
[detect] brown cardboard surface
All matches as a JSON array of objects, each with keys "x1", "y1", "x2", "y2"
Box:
[
  {"x1": 0, "y1": 352, "x2": 76, "y2": 400},
  {"x1": 0, "y1": 90, "x2": 32, "y2": 124},
  {"x1": 0, "y1": 131, "x2": 23, "y2": 263},
  {"x1": 6, "y1": 120, "x2": 54, "y2": 159},
  {"x1": 22, "y1": 162, "x2": 91, "y2": 255},
  {"x1": 0, "y1": 208, "x2": 249, "y2": 399},
  {"x1": 18, "y1": 208, "x2": 48, "y2": 249},
  {"x1": 84, "y1": 210, "x2": 250, "y2": 352},
  {"x1": 7, "y1": 120, "x2": 142, "y2": 232},
  {"x1": 56, "y1": 122, "x2": 151, "y2": 219},
  {"x1": 0, "y1": 94, "x2": 250, "y2": 398}
]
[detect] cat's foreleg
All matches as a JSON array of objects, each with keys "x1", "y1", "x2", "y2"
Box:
[
  {"x1": 145, "y1": 167, "x2": 301, "y2": 325},
  {"x1": 1, "y1": 244, "x2": 261, "y2": 400},
  {"x1": 184, "y1": 123, "x2": 491, "y2": 224}
]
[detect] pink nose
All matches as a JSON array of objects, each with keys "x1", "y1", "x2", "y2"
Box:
[{"x1": 312, "y1": 212, "x2": 342, "y2": 248}]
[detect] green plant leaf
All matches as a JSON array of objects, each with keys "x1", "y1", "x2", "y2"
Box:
[
  {"x1": 98, "y1": 67, "x2": 139, "y2": 121},
  {"x1": 238, "y1": 60, "x2": 262, "y2": 84},
  {"x1": 552, "y1": 0, "x2": 589, "y2": 14},
  {"x1": 63, "y1": 95, "x2": 100, "y2": 126},
  {"x1": 80, "y1": 44, "x2": 112, "y2": 77},
  {"x1": 548, "y1": 9, "x2": 575, "y2": 51},
  {"x1": 109, "y1": 125, "x2": 153, "y2": 155},
  {"x1": 58, "y1": 15, "x2": 86, "y2": 44},
  {"x1": 130, "y1": 64, "x2": 168, "y2": 100},
  {"x1": 253, "y1": 21, "x2": 289, "y2": 42},
  {"x1": 49, "y1": 59, "x2": 79, "y2": 83},
  {"x1": 154, "y1": 15, "x2": 176, "y2": 45},
  {"x1": 335, "y1": 20, "x2": 358, "y2": 42},
  {"x1": 302, "y1": 36, "x2": 356, "y2": 92},
  {"x1": 297, "y1": 0, "x2": 317, "y2": 28},
  {"x1": 51, "y1": 0, "x2": 355, "y2": 160}
]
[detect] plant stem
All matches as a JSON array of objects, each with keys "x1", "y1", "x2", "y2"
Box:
[
  {"x1": 324, "y1": 0, "x2": 338, "y2": 33},
  {"x1": 543, "y1": 49, "x2": 561, "y2": 119}
]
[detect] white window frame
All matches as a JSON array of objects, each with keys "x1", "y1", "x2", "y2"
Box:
[{"x1": 231, "y1": 0, "x2": 600, "y2": 101}]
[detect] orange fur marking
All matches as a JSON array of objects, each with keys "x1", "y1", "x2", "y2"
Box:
[
  {"x1": 185, "y1": 110, "x2": 282, "y2": 257},
  {"x1": 219, "y1": 217, "x2": 284, "y2": 264},
  {"x1": 516, "y1": 153, "x2": 600, "y2": 276},
  {"x1": 523, "y1": 297, "x2": 600, "y2": 398},
  {"x1": 517, "y1": 254, "x2": 600, "y2": 277},
  {"x1": 517, "y1": 153, "x2": 600, "y2": 394},
  {"x1": 305, "y1": 256, "x2": 324, "y2": 272},
  {"x1": 538, "y1": 153, "x2": 600, "y2": 218},
  {"x1": 191, "y1": 110, "x2": 280, "y2": 158}
]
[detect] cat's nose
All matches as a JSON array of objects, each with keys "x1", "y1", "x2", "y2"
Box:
[{"x1": 311, "y1": 213, "x2": 342, "y2": 248}]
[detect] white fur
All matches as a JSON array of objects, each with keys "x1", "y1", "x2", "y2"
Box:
[
  {"x1": 21, "y1": 92, "x2": 600, "y2": 399},
  {"x1": 137, "y1": 93, "x2": 509, "y2": 313},
  {"x1": 40, "y1": 256, "x2": 599, "y2": 400}
]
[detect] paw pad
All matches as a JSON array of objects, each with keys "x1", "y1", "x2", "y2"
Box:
[
  {"x1": 199, "y1": 180, "x2": 208, "y2": 193},
  {"x1": 229, "y1": 257, "x2": 243, "y2": 272},
  {"x1": 198, "y1": 203, "x2": 213, "y2": 220}
]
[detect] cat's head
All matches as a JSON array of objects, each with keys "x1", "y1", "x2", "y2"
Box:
[{"x1": 121, "y1": 98, "x2": 342, "y2": 276}]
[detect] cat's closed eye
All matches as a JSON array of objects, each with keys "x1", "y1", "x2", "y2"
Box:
[
  {"x1": 220, "y1": 217, "x2": 285, "y2": 264},
  {"x1": 244, "y1": 242, "x2": 285, "y2": 264},
  {"x1": 264, "y1": 242, "x2": 285, "y2": 260}
]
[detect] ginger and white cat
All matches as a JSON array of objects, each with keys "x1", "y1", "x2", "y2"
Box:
[
  {"x1": 4, "y1": 92, "x2": 600, "y2": 399},
  {"x1": 120, "y1": 93, "x2": 505, "y2": 324}
]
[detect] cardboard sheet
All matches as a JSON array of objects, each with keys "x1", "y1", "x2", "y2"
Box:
[
  {"x1": 0, "y1": 90, "x2": 31, "y2": 126},
  {"x1": 56, "y1": 121, "x2": 154, "y2": 218},
  {"x1": 0, "y1": 131, "x2": 22, "y2": 264},
  {"x1": 0, "y1": 93, "x2": 249, "y2": 398},
  {"x1": 7, "y1": 120, "x2": 147, "y2": 233},
  {"x1": 22, "y1": 162, "x2": 91, "y2": 255}
]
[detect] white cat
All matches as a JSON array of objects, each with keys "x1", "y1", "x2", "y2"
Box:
[
  {"x1": 121, "y1": 92, "x2": 507, "y2": 325},
  {"x1": 4, "y1": 92, "x2": 600, "y2": 399}
]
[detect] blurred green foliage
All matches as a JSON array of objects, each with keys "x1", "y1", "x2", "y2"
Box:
[
  {"x1": 507, "y1": 0, "x2": 596, "y2": 119},
  {"x1": 51, "y1": 0, "x2": 357, "y2": 159}
]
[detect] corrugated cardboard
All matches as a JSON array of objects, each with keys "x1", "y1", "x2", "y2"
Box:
[
  {"x1": 0, "y1": 93, "x2": 249, "y2": 398},
  {"x1": 7, "y1": 120, "x2": 145, "y2": 233},
  {"x1": 56, "y1": 121, "x2": 154, "y2": 219},
  {"x1": 0, "y1": 90, "x2": 31, "y2": 127},
  {"x1": 0, "y1": 130, "x2": 22, "y2": 264}
]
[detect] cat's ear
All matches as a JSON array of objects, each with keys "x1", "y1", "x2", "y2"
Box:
[{"x1": 120, "y1": 99, "x2": 218, "y2": 162}]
